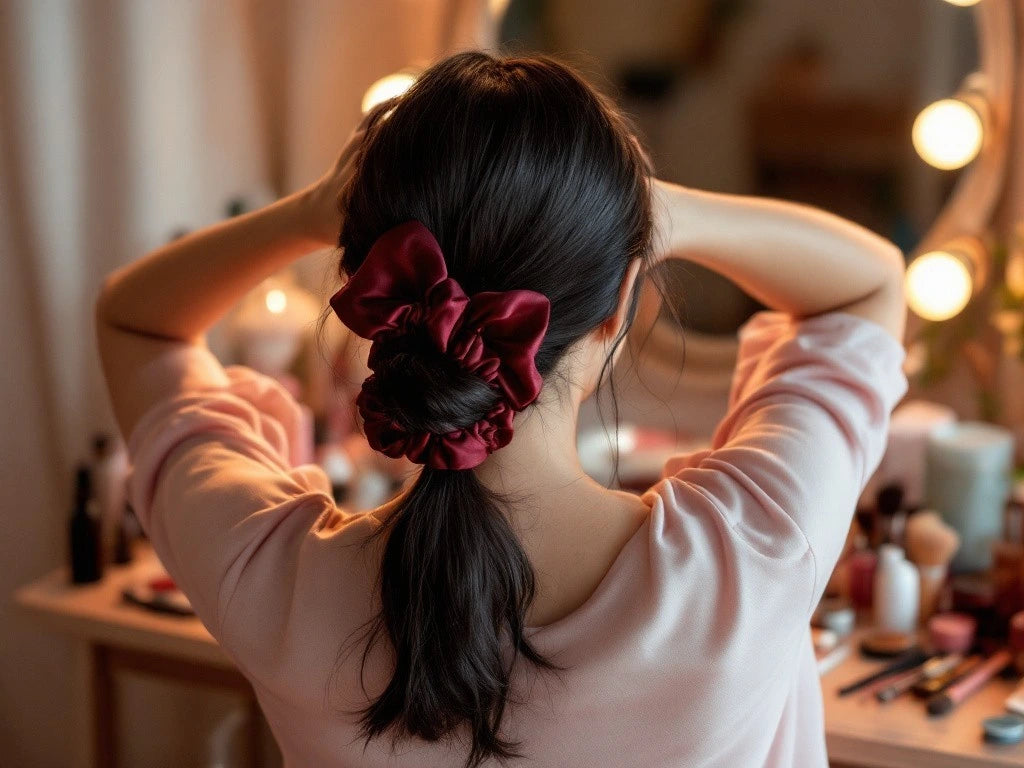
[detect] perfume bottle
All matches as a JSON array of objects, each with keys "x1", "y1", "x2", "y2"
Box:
[{"x1": 69, "y1": 465, "x2": 102, "y2": 584}]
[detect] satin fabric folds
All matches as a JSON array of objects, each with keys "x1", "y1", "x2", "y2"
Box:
[{"x1": 329, "y1": 220, "x2": 551, "y2": 470}]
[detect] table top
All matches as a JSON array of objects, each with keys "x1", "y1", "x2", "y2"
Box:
[
  {"x1": 13, "y1": 543, "x2": 230, "y2": 668},
  {"x1": 820, "y1": 633, "x2": 1024, "y2": 768},
  {"x1": 14, "y1": 545, "x2": 1024, "y2": 766}
]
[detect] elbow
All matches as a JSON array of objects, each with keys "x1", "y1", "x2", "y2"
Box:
[
  {"x1": 94, "y1": 268, "x2": 127, "y2": 329},
  {"x1": 869, "y1": 245, "x2": 908, "y2": 339},
  {"x1": 869, "y1": 240, "x2": 907, "y2": 306},
  {"x1": 880, "y1": 241, "x2": 906, "y2": 287}
]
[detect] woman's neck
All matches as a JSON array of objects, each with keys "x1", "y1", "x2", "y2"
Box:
[{"x1": 474, "y1": 397, "x2": 589, "y2": 499}]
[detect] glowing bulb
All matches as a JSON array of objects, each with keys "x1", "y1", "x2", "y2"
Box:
[
  {"x1": 1007, "y1": 253, "x2": 1024, "y2": 298},
  {"x1": 905, "y1": 250, "x2": 974, "y2": 321},
  {"x1": 265, "y1": 289, "x2": 287, "y2": 315},
  {"x1": 361, "y1": 73, "x2": 416, "y2": 114},
  {"x1": 489, "y1": 0, "x2": 512, "y2": 17},
  {"x1": 942, "y1": 0, "x2": 981, "y2": 6},
  {"x1": 913, "y1": 99, "x2": 984, "y2": 170}
]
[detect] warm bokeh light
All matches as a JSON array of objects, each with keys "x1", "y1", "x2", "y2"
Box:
[
  {"x1": 941, "y1": 0, "x2": 981, "y2": 6},
  {"x1": 1007, "y1": 253, "x2": 1024, "y2": 298},
  {"x1": 265, "y1": 288, "x2": 287, "y2": 314},
  {"x1": 912, "y1": 99, "x2": 984, "y2": 170},
  {"x1": 489, "y1": 0, "x2": 512, "y2": 17},
  {"x1": 905, "y1": 250, "x2": 974, "y2": 321},
  {"x1": 361, "y1": 73, "x2": 416, "y2": 114}
]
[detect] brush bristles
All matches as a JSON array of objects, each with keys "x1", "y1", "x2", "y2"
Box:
[
  {"x1": 905, "y1": 511, "x2": 960, "y2": 567},
  {"x1": 927, "y1": 693, "x2": 954, "y2": 716}
]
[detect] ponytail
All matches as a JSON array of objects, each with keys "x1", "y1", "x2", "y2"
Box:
[{"x1": 350, "y1": 468, "x2": 560, "y2": 767}]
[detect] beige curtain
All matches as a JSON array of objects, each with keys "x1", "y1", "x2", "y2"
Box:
[{"x1": 0, "y1": 2, "x2": 491, "y2": 765}]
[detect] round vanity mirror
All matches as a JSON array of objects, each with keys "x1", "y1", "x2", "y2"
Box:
[{"x1": 500, "y1": 0, "x2": 995, "y2": 443}]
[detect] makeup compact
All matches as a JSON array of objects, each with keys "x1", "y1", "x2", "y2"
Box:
[
  {"x1": 861, "y1": 631, "x2": 917, "y2": 657},
  {"x1": 982, "y1": 714, "x2": 1024, "y2": 745}
]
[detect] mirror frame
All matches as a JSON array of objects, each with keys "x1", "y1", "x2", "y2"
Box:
[{"x1": 916, "y1": 0, "x2": 1014, "y2": 257}]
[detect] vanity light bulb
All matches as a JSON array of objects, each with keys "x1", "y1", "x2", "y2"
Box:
[
  {"x1": 1006, "y1": 253, "x2": 1024, "y2": 298},
  {"x1": 361, "y1": 73, "x2": 417, "y2": 114},
  {"x1": 265, "y1": 289, "x2": 287, "y2": 315},
  {"x1": 913, "y1": 99, "x2": 984, "y2": 170},
  {"x1": 905, "y1": 251, "x2": 974, "y2": 321},
  {"x1": 941, "y1": 0, "x2": 981, "y2": 6}
]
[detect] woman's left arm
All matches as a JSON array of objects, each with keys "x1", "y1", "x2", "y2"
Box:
[{"x1": 96, "y1": 122, "x2": 366, "y2": 439}]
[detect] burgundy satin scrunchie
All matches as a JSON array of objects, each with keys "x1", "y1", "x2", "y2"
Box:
[{"x1": 330, "y1": 221, "x2": 550, "y2": 471}]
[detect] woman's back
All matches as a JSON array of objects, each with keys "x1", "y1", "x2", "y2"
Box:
[{"x1": 123, "y1": 309, "x2": 905, "y2": 767}]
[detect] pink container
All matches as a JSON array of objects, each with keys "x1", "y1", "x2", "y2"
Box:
[{"x1": 928, "y1": 612, "x2": 977, "y2": 654}]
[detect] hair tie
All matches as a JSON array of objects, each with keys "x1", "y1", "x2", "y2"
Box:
[{"x1": 330, "y1": 221, "x2": 550, "y2": 470}]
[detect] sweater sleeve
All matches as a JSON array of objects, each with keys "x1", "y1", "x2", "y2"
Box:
[
  {"x1": 660, "y1": 311, "x2": 907, "y2": 605},
  {"x1": 124, "y1": 343, "x2": 336, "y2": 639}
]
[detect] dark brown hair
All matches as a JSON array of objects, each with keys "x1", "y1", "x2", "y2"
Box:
[{"x1": 335, "y1": 51, "x2": 654, "y2": 767}]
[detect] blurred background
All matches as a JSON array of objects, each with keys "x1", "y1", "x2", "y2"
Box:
[{"x1": 1, "y1": 0, "x2": 1013, "y2": 766}]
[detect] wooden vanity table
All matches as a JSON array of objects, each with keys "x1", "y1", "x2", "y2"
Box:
[
  {"x1": 15, "y1": 545, "x2": 1024, "y2": 768},
  {"x1": 14, "y1": 545, "x2": 265, "y2": 768},
  {"x1": 822, "y1": 633, "x2": 1023, "y2": 768}
]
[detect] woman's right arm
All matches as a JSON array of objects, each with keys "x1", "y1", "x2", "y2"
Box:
[
  {"x1": 652, "y1": 179, "x2": 906, "y2": 340},
  {"x1": 650, "y1": 180, "x2": 909, "y2": 617}
]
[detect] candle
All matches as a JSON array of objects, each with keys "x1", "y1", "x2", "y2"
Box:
[
  {"x1": 925, "y1": 422, "x2": 1015, "y2": 572},
  {"x1": 863, "y1": 401, "x2": 956, "y2": 510}
]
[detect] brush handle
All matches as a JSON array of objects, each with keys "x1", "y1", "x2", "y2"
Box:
[
  {"x1": 927, "y1": 650, "x2": 1012, "y2": 715},
  {"x1": 918, "y1": 564, "x2": 948, "y2": 622},
  {"x1": 838, "y1": 648, "x2": 930, "y2": 697}
]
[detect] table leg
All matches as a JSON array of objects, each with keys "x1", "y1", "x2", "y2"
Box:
[
  {"x1": 91, "y1": 644, "x2": 117, "y2": 768},
  {"x1": 246, "y1": 694, "x2": 263, "y2": 767}
]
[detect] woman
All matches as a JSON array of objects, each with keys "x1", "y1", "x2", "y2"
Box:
[{"x1": 96, "y1": 52, "x2": 906, "y2": 767}]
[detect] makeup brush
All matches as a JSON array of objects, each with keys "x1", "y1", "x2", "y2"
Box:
[
  {"x1": 905, "y1": 511, "x2": 960, "y2": 623},
  {"x1": 927, "y1": 650, "x2": 1013, "y2": 716},
  {"x1": 875, "y1": 483, "x2": 906, "y2": 548}
]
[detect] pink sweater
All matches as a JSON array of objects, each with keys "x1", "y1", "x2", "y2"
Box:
[{"x1": 126, "y1": 311, "x2": 906, "y2": 767}]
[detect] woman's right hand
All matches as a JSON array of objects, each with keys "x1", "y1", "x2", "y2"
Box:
[
  {"x1": 650, "y1": 178, "x2": 688, "y2": 264},
  {"x1": 645, "y1": 178, "x2": 906, "y2": 337}
]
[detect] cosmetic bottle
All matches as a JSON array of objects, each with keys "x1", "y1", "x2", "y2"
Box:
[
  {"x1": 849, "y1": 549, "x2": 877, "y2": 614},
  {"x1": 874, "y1": 544, "x2": 919, "y2": 634},
  {"x1": 112, "y1": 501, "x2": 132, "y2": 565},
  {"x1": 91, "y1": 433, "x2": 128, "y2": 566},
  {"x1": 69, "y1": 465, "x2": 102, "y2": 584},
  {"x1": 1010, "y1": 611, "x2": 1024, "y2": 674},
  {"x1": 993, "y1": 501, "x2": 1024, "y2": 620}
]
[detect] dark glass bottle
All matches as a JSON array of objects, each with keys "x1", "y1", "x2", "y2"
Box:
[
  {"x1": 69, "y1": 465, "x2": 102, "y2": 584},
  {"x1": 112, "y1": 501, "x2": 133, "y2": 565}
]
